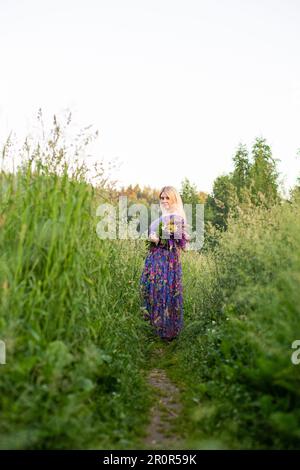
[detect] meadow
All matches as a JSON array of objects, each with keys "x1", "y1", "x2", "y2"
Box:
[{"x1": 1, "y1": 121, "x2": 300, "y2": 449}]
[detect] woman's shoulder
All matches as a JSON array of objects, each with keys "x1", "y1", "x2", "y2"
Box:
[{"x1": 162, "y1": 212, "x2": 184, "y2": 220}]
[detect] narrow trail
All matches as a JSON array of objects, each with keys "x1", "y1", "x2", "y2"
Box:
[{"x1": 142, "y1": 345, "x2": 187, "y2": 450}]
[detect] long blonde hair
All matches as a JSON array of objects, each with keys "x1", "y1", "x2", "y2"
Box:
[{"x1": 159, "y1": 186, "x2": 187, "y2": 224}]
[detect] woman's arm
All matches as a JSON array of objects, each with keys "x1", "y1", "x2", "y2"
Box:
[{"x1": 149, "y1": 231, "x2": 159, "y2": 244}]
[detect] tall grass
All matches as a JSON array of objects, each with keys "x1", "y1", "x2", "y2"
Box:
[
  {"x1": 0, "y1": 117, "x2": 151, "y2": 449},
  {"x1": 2, "y1": 114, "x2": 300, "y2": 450},
  {"x1": 173, "y1": 198, "x2": 300, "y2": 449}
]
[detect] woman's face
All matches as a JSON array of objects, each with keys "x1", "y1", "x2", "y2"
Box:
[{"x1": 160, "y1": 191, "x2": 171, "y2": 211}]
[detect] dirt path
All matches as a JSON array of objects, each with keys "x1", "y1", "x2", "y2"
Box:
[{"x1": 143, "y1": 346, "x2": 187, "y2": 449}]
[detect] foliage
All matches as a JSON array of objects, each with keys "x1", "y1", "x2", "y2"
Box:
[
  {"x1": 0, "y1": 114, "x2": 151, "y2": 449},
  {"x1": 172, "y1": 198, "x2": 300, "y2": 449}
]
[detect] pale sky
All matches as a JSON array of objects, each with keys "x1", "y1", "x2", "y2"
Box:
[{"x1": 1, "y1": 0, "x2": 300, "y2": 196}]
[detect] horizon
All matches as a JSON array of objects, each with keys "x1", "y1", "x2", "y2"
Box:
[{"x1": 1, "y1": 0, "x2": 300, "y2": 197}]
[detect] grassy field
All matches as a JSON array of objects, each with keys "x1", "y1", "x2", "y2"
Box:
[
  {"x1": 169, "y1": 197, "x2": 300, "y2": 449},
  {"x1": 0, "y1": 154, "x2": 154, "y2": 449},
  {"x1": 1, "y1": 137, "x2": 300, "y2": 449}
]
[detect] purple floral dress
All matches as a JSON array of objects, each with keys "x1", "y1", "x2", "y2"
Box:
[{"x1": 139, "y1": 213, "x2": 189, "y2": 341}]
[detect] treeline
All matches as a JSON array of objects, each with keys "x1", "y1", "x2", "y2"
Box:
[
  {"x1": 205, "y1": 137, "x2": 282, "y2": 230},
  {"x1": 179, "y1": 136, "x2": 289, "y2": 249},
  {"x1": 99, "y1": 135, "x2": 299, "y2": 251}
]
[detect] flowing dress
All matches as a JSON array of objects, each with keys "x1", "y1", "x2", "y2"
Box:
[{"x1": 139, "y1": 212, "x2": 189, "y2": 340}]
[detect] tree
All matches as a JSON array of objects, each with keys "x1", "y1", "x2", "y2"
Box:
[
  {"x1": 180, "y1": 177, "x2": 201, "y2": 231},
  {"x1": 207, "y1": 174, "x2": 239, "y2": 231},
  {"x1": 289, "y1": 148, "x2": 300, "y2": 203},
  {"x1": 232, "y1": 143, "x2": 251, "y2": 201},
  {"x1": 249, "y1": 137, "x2": 280, "y2": 207}
]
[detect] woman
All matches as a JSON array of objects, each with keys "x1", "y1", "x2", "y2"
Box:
[{"x1": 139, "y1": 186, "x2": 190, "y2": 342}]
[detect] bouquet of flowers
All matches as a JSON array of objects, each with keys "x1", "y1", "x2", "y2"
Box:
[{"x1": 146, "y1": 217, "x2": 189, "y2": 252}]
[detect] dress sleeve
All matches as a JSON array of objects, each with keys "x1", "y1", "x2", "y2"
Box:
[
  {"x1": 176, "y1": 216, "x2": 190, "y2": 251},
  {"x1": 148, "y1": 216, "x2": 161, "y2": 235}
]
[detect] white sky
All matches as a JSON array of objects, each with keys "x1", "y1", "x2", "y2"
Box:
[{"x1": 1, "y1": 0, "x2": 300, "y2": 196}]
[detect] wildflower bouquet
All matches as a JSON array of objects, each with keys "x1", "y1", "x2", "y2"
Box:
[{"x1": 146, "y1": 216, "x2": 189, "y2": 252}]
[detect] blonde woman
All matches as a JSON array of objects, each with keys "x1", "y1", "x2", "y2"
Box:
[{"x1": 139, "y1": 186, "x2": 190, "y2": 342}]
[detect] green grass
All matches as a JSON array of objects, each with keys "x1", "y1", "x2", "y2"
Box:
[
  {"x1": 1, "y1": 120, "x2": 300, "y2": 449},
  {"x1": 164, "y1": 199, "x2": 300, "y2": 449},
  {"x1": 0, "y1": 144, "x2": 153, "y2": 449}
]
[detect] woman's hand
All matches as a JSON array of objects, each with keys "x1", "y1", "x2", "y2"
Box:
[{"x1": 149, "y1": 232, "x2": 159, "y2": 244}]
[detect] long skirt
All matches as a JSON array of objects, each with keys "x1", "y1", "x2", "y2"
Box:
[{"x1": 139, "y1": 245, "x2": 184, "y2": 340}]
